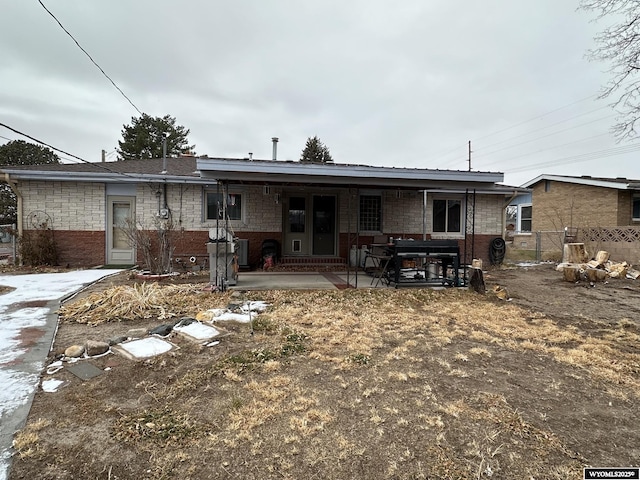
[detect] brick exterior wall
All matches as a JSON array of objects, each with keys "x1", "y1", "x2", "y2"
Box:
[
  {"x1": 27, "y1": 230, "x2": 106, "y2": 267},
  {"x1": 17, "y1": 180, "x2": 506, "y2": 268},
  {"x1": 20, "y1": 181, "x2": 105, "y2": 230},
  {"x1": 531, "y1": 181, "x2": 630, "y2": 231}
]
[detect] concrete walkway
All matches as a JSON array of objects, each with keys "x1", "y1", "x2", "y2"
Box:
[
  {"x1": 229, "y1": 271, "x2": 390, "y2": 290},
  {"x1": 0, "y1": 270, "x2": 121, "y2": 480}
]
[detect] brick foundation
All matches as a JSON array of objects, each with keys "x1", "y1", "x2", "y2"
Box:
[{"x1": 44, "y1": 230, "x2": 105, "y2": 267}]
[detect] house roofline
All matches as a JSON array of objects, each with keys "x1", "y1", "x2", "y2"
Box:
[
  {"x1": 0, "y1": 169, "x2": 211, "y2": 184},
  {"x1": 521, "y1": 174, "x2": 638, "y2": 190},
  {"x1": 196, "y1": 157, "x2": 504, "y2": 187}
]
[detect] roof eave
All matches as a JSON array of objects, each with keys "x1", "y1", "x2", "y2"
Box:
[
  {"x1": 196, "y1": 158, "x2": 504, "y2": 185},
  {"x1": 1, "y1": 169, "x2": 209, "y2": 184},
  {"x1": 522, "y1": 174, "x2": 632, "y2": 190}
]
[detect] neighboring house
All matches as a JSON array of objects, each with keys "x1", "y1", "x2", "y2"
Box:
[
  {"x1": 515, "y1": 174, "x2": 640, "y2": 262},
  {"x1": 521, "y1": 174, "x2": 640, "y2": 231},
  {"x1": 0, "y1": 156, "x2": 526, "y2": 268}
]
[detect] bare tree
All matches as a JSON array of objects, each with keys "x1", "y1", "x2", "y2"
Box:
[
  {"x1": 580, "y1": 0, "x2": 640, "y2": 139},
  {"x1": 120, "y1": 216, "x2": 176, "y2": 274}
]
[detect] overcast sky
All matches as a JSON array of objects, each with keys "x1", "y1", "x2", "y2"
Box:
[{"x1": 1, "y1": 1, "x2": 637, "y2": 186}]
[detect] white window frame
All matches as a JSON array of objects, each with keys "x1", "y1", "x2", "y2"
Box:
[
  {"x1": 359, "y1": 190, "x2": 383, "y2": 234},
  {"x1": 518, "y1": 204, "x2": 532, "y2": 234},
  {"x1": 431, "y1": 196, "x2": 465, "y2": 238},
  {"x1": 203, "y1": 188, "x2": 245, "y2": 223}
]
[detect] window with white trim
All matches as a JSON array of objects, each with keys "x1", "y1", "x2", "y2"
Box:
[
  {"x1": 433, "y1": 198, "x2": 462, "y2": 234},
  {"x1": 359, "y1": 194, "x2": 382, "y2": 232},
  {"x1": 633, "y1": 194, "x2": 640, "y2": 220},
  {"x1": 519, "y1": 204, "x2": 532, "y2": 232},
  {"x1": 205, "y1": 191, "x2": 242, "y2": 221}
]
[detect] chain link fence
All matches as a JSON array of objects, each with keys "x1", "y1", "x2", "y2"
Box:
[{"x1": 507, "y1": 230, "x2": 565, "y2": 263}]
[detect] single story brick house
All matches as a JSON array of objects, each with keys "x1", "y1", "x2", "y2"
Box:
[
  {"x1": 521, "y1": 174, "x2": 640, "y2": 231},
  {"x1": 1, "y1": 156, "x2": 526, "y2": 268},
  {"x1": 512, "y1": 174, "x2": 640, "y2": 262}
]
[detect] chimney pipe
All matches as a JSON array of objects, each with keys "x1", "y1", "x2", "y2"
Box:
[
  {"x1": 248, "y1": 152, "x2": 253, "y2": 160},
  {"x1": 271, "y1": 137, "x2": 279, "y2": 160}
]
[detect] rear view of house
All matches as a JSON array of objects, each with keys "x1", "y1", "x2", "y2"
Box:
[{"x1": 1, "y1": 156, "x2": 525, "y2": 270}]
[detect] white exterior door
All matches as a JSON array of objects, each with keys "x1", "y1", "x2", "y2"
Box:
[{"x1": 106, "y1": 196, "x2": 135, "y2": 265}]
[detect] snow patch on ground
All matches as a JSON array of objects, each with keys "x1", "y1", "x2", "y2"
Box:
[
  {"x1": 174, "y1": 322, "x2": 220, "y2": 341},
  {"x1": 0, "y1": 269, "x2": 121, "y2": 480},
  {"x1": 117, "y1": 337, "x2": 174, "y2": 359},
  {"x1": 41, "y1": 378, "x2": 64, "y2": 393}
]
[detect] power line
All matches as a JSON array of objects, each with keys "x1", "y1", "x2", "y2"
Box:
[
  {"x1": 476, "y1": 132, "x2": 612, "y2": 168},
  {"x1": 473, "y1": 113, "x2": 617, "y2": 160},
  {"x1": 37, "y1": 0, "x2": 143, "y2": 116},
  {"x1": 474, "y1": 105, "x2": 611, "y2": 153},
  {"x1": 0, "y1": 121, "x2": 134, "y2": 177},
  {"x1": 433, "y1": 93, "x2": 609, "y2": 169},
  {"x1": 473, "y1": 93, "x2": 599, "y2": 142},
  {"x1": 504, "y1": 143, "x2": 640, "y2": 174}
]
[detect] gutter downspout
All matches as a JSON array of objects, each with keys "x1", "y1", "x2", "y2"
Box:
[{"x1": 4, "y1": 173, "x2": 22, "y2": 263}]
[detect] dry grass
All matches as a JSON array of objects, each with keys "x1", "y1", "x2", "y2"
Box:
[
  {"x1": 12, "y1": 285, "x2": 640, "y2": 479},
  {"x1": 254, "y1": 289, "x2": 640, "y2": 395},
  {"x1": 12, "y1": 418, "x2": 51, "y2": 459},
  {"x1": 58, "y1": 282, "x2": 232, "y2": 324}
]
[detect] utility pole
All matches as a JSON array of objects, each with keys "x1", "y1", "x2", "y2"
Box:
[{"x1": 468, "y1": 140, "x2": 472, "y2": 171}]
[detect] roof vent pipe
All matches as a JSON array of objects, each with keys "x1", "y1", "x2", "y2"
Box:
[
  {"x1": 248, "y1": 152, "x2": 253, "y2": 160},
  {"x1": 272, "y1": 137, "x2": 279, "y2": 160}
]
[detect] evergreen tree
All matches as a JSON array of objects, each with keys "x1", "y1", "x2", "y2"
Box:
[
  {"x1": 300, "y1": 136, "x2": 334, "y2": 163},
  {"x1": 117, "y1": 114, "x2": 194, "y2": 161},
  {"x1": 0, "y1": 140, "x2": 59, "y2": 223}
]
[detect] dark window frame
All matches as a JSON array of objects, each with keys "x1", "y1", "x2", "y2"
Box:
[
  {"x1": 205, "y1": 190, "x2": 243, "y2": 221},
  {"x1": 432, "y1": 197, "x2": 463, "y2": 234},
  {"x1": 359, "y1": 194, "x2": 382, "y2": 232}
]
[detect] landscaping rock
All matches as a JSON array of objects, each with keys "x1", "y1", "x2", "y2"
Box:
[
  {"x1": 108, "y1": 335, "x2": 129, "y2": 346},
  {"x1": 64, "y1": 345, "x2": 85, "y2": 358},
  {"x1": 126, "y1": 328, "x2": 148, "y2": 338},
  {"x1": 85, "y1": 340, "x2": 110, "y2": 356},
  {"x1": 174, "y1": 317, "x2": 196, "y2": 327},
  {"x1": 149, "y1": 324, "x2": 174, "y2": 337},
  {"x1": 196, "y1": 309, "x2": 226, "y2": 321}
]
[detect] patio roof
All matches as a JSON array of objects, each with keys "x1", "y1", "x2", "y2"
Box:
[
  {"x1": 0, "y1": 156, "x2": 529, "y2": 195},
  {"x1": 196, "y1": 157, "x2": 523, "y2": 193}
]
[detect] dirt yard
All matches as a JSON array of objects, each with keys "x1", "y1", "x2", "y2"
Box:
[{"x1": 7, "y1": 263, "x2": 640, "y2": 479}]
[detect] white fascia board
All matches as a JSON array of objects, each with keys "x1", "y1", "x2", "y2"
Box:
[
  {"x1": 521, "y1": 174, "x2": 630, "y2": 190},
  {"x1": 1, "y1": 169, "x2": 211, "y2": 184},
  {"x1": 196, "y1": 158, "x2": 504, "y2": 183}
]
